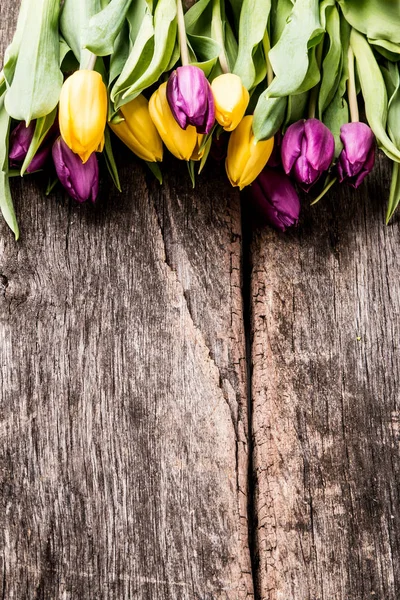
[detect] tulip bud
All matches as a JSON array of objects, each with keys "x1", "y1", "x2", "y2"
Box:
[
  {"x1": 281, "y1": 118, "x2": 335, "y2": 191},
  {"x1": 109, "y1": 94, "x2": 163, "y2": 163},
  {"x1": 166, "y1": 66, "x2": 215, "y2": 134},
  {"x1": 52, "y1": 137, "x2": 99, "y2": 203},
  {"x1": 226, "y1": 116, "x2": 274, "y2": 190},
  {"x1": 337, "y1": 122, "x2": 375, "y2": 188},
  {"x1": 250, "y1": 167, "x2": 300, "y2": 232},
  {"x1": 59, "y1": 70, "x2": 107, "y2": 164},
  {"x1": 9, "y1": 121, "x2": 55, "y2": 173},
  {"x1": 149, "y1": 83, "x2": 204, "y2": 161},
  {"x1": 211, "y1": 74, "x2": 249, "y2": 132}
]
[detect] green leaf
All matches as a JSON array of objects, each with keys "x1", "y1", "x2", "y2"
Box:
[
  {"x1": 112, "y1": 0, "x2": 177, "y2": 107},
  {"x1": 146, "y1": 161, "x2": 163, "y2": 184},
  {"x1": 187, "y1": 34, "x2": 220, "y2": 76},
  {"x1": 322, "y1": 14, "x2": 350, "y2": 156},
  {"x1": 110, "y1": 6, "x2": 155, "y2": 109},
  {"x1": 233, "y1": 0, "x2": 271, "y2": 90},
  {"x1": 383, "y1": 62, "x2": 400, "y2": 148},
  {"x1": 266, "y1": 0, "x2": 324, "y2": 98},
  {"x1": 285, "y1": 91, "x2": 309, "y2": 127},
  {"x1": 198, "y1": 136, "x2": 213, "y2": 174},
  {"x1": 3, "y1": 0, "x2": 31, "y2": 87},
  {"x1": 253, "y1": 96, "x2": 287, "y2": 141},
  {"x1": 0, "y1": 97, "x2": 19, "y2": 239},
  {"x1": 270, "y1": 0, "x2": 294, "y2": 47},
  {"x1": 338, "y1": 0, "x2": 400, "y2": 46},
  {"x1": 5, "y1": 0, "x2": 63, "y2": 124},
  {"x1": 60, "y1": 0, "x2": 102, "y2": 67},
  {"x1": 369, "y1": 38, "x2": 400, "y2": 62},
  {"x1": 318, "y1": 3, "x2": 342, "y2": 117},
  {"x1": 20, "y1": 107, "x2": 57, "y2": 176},
  {"x1": 187, "y1": 160, "x2": 196, "y2": 188},
  {"x1": 387, "y1": 161, "x2": 400, "y2": 223},
  {"x1": 350, "y1": 28, "x2": 400, "y2": 163},
  {"x1": 103, "y1": 127, "x2": 122, "y2": 192},
  {"x1": 84, "y1": 0, "x2": 135, "y2": 56}
]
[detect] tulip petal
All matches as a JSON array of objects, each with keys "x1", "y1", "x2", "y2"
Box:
[
  {"x1": 281, "y1": 120, "x2": 305, "y2": 174},
  {"x1": 304, "y1": 118, "x2": 335, "y2": 171}
]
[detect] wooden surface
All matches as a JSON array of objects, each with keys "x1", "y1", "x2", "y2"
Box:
[
  {"x1": 250, "y1": 155, "x2": 400, "y2": 600},
  {"x1": 2, "y1": 2, "x2": 400, "y2": 599}
]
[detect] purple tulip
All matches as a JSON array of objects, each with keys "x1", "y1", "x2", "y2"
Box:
[
  {"x1": 250, "y1": 167, "x2": 300, "y2": 232},
  {"x1": 281, "y1": 118, "x2": 335, "y2": 191},
  {"x1": 337, "y1": 122, "x2": 375, "y2": 188},
  {"x1": 52, "y1": 137, "x2": 99, "y2": 203},
  {"x1": 9, "y1": 121, "x2": 56, "y2": 173},
  {"x1": 166, "y1": 65, "x2": 215, "y2": 134}
]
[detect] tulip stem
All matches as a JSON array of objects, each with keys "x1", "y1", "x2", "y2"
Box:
[
  {"x1": 212, "y1": 0, "x2": 230, "y2": 74},
  {"x1": 310, "y1": 176, "x2": 337, "y2": 205},
  {"x1": 308, "y1": 38, "x2": 324, "y2": 119},
  {"x1": 347, "y1": 45, "x2": 359, "y2": 123},
  {"x1": 177, "y1": 0, "x2": 190, "y2": 67},
  {"x1": 85, "y1": 52, "x2": 97, "y2": 71}
]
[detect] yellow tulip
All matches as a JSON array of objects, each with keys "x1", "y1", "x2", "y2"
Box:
[
  {"x1": 149, "y1": 83, "x2": 203, "y2": 161},
  {"x1": 226, "y1": 116, "x2": 274, "y2": 190},
  {"x1": 109, "y1": 95, "x2": 163, "y2": 162},
  {"x1": 211, "y1": 74, "x2": 249, "y2": 132},
  {"x1": 59, "y1": 70, "x2": 107, "y2": 163}
]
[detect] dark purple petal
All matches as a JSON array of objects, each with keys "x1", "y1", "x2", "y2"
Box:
[
  {"x1": 26, "y1": 144, "x2": 52, "y2": 173},
  {"x1": 52, "y1": 137, "x2": 99, "y2": 203},
  {"x1": 281, "y1": 120, "x2": 305, "y2": 174},
  {"x1": 250, "y1": 167, "x2": 300, "y2": 231},
  {"x1": 166, "y1": 65, "x2": 215, "y2": 134},
  {"x1": 9, "y1": 122, "x2": 35, "y2": 163},
  {"x1": 303, "y1": 118, "x2": 335, "y2": 171},
  {"x1": 293, "y1": 155, "x2": 320, "y2": 191}
]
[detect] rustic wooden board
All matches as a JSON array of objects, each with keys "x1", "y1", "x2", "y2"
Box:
[
  {"x1": 0, "y1": 4, "x2": 253, "y2": 597},
  {"x1": 250, "y1": 154, "x2": 400, "y2": 600}
]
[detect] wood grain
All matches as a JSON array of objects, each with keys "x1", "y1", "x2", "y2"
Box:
[
  {"x1": 0, "y1": 3, "x2": 253, "y2": 597},
  {"x1": 250, "y1": 154, "x2": 400, "y2": 600}
]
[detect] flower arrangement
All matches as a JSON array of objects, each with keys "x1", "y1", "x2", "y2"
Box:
[{"x1": 0, "y1": 0, "x2": 399, "y2": 239}]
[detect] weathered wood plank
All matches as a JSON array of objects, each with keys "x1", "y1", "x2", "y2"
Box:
[
  {"x1": 0, "y1": 3, "x2": 253, "y2": 597},
  {"x1": 250, "y1": 154, "x2": 400, "y2": 600}
]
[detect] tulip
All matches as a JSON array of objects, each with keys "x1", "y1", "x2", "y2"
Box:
[
  {"x1": 166, "y1": 65, "x2": 215, "y2": 134},
  {"x1": 211, "y1": 74, "x2": 249, "y2": 132},
  {"x1": 52, "y1": 137, "x2": 99, "y2": 203},
  {"x1": 149, "y1": 83, "x2": 204, "y2": 161},
  {"x1": 337, "y1": 122, "x2": 375, "y2": 188},
  {"x1": 9, "y1": 121, "x2": 55, "y2": 173},
  {"x1": 59, "y1": 70, "x2": 107, "y2": 164},
  {"x1": 109, "y1": 95, "x2": 163, "y2": 163},
  {"x1": 281, "y1": 118, "x2": 335, "y2": 191},
  {"x1": 226, "y1": 116, "x2": 274, "y2": 190},
  {"x1": 250, "y1": 167, "x2": 300, "y2": 232}
]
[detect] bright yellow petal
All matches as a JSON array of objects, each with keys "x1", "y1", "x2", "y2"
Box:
[
  {"x1": 149, "y1": 83, "x2": 197, "y2": 161},
  {"x1": 212, "y1": 74, "x2": 249, "y2": 132}
]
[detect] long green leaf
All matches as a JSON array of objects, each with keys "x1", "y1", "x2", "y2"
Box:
[
  {"x1": 5, "y1": 0, "x2": 63, "y2": 124},
  {"x1": 338, "y1": 0, "x2": 400, "y2": 45},
  {"x1": 267, "y1": 0, "x2": 324, "y2": 98},
  {"x1": 350, "y1": 28, "x2": 400, "y2": 163},
  {"x1": 233, "y1": 0, "x2": 271, "y2": 90},
  {"x1": 318, "y1": 3, "x2": 342, "y2": 117},
  {"x1": 0, "y1": 97, "x2": 19, "y2": 239},
  {"x1": 84, "y1": 0, "x2": 135, "y2": 56},
  {"x1": 60, "y1": 0, "x2": 102, "y2": 66},
  {"x1": 115, "y1": 0, "x2": 177, "y2": 104},
  {"x1": 386, "y1": 161, "x2": 400, "y2": 224}
]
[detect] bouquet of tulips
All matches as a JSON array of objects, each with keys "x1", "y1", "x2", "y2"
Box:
[{"x1": 1, "y1": 0, "x2": 399, "y2": 239}]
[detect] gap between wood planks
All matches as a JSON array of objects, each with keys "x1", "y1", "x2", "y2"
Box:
[{"x1": 241, "y1": 200, "x2": 259, "y2": 600}]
